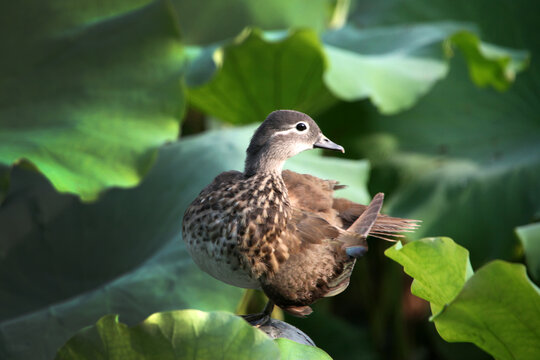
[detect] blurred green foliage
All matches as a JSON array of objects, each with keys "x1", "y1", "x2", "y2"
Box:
[
  {"x1": 0, "y1": 125, "x2": 368, "y2": 359},
  {"x1": 516, "y1": 222, "x2": 540, "y2": 281},
  {"x1": 0, "y1": 0, "x2": 185, "y2": 201},
  {"x1": 1, "y1": 0, "x2": 539, "y2": 359}
]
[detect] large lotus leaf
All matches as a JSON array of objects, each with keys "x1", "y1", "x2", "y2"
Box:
[
  {"x1": 0, "y1": 136, "x2": 246, "y2": 360},
  {"x1": 56, "y1": 310, "x2": 280, "y2": 360},
  {"x1": 387, "y1": 239, "x2": 540, "y2": 360},
  {"x1": 317, "y1": 0, "x2": 540, "y2": 266},
  {"x1": 516, "y1": 222, "x2": 540, "y2": 282},
  {"x1": 56, "y1": 310, "x2": 334, "y2": 360},
  {"x1": 322, "y1": 23, "x2": 528, "y2": 114},
  {"x1": 186, "y1": 22, "x2": 526, "y2": 126},
  {"x1": 187, "y1": 29, "x2": 337, "y2": 125},
  {"x1": 0, "y1": 0, "x2": 185, "y2": 201},
  {"x1": 171, "y1": 0, "x2": 338, "y2": 45},
  {"x1": 448, "y1": 32, "x2": 529, "y2": 90},
  {"x1": 0, "y1": 124, "x2": 368, "y2": 360},
  {"x1": 434, "y1": 261, "x2": 540, "y2": 360},
  {"x1": 385, "y1": 237, "x2": 473, "y2": 315},
  {"x1": 350, "y1": 0, "x2": 538, "y2": 52}
]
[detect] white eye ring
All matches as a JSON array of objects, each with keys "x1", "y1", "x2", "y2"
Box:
[{"x1": 295, "y1": 122, "x2": 308, "y2": 132}]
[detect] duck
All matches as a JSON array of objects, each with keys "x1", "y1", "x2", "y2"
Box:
[{"x1": 182, "y1": 110, "x2": 418, "y2": 321}]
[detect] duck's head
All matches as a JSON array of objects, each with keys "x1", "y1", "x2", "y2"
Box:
[{"x1": 245, "y1": 110, "x2": 344, "y2": 175}]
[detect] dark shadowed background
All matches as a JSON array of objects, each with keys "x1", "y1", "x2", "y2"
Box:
[{"x1": 1, "y1": 0, "x2": 539, "y2": 359}]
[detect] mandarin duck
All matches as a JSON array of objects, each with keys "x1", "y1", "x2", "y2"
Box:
[{"x1": 182, "y1": 110, "x2": 418, "y2": 322}]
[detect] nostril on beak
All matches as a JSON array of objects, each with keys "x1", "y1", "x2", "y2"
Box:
[{"x1": 314, "y1": 136, "x2": 345, "y2": 153}]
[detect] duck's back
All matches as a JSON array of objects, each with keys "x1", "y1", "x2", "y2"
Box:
[{"x1": 282, "y1": 170, "x2": 344, "y2": 226}]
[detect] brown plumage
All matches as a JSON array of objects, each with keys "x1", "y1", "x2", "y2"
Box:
[{"x1": 182, "y1": 110, "x2": 419, "y2": 318}]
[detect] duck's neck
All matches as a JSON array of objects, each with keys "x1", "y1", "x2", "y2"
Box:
[{"x1": 244, "y1": 148, "x2": 287, "y2": 177}]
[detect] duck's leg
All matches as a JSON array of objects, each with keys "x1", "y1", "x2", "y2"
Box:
[{"x1": 241, "y1": 300, "x2": 275, "y2": 327}]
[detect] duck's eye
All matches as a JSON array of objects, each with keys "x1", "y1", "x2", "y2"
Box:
[{"x1": 296, "y1": 122, "x2": 307, "y2": 132}]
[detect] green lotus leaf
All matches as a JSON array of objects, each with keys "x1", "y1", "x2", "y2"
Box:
[
  {"x1": 187, "y1": 29, "x2": 336, "y2": 125},
  {"x1": 0, "y1": 0, "x2": 185, "y2": 201},
  {"x1": 55, "y1": 310, "x2": 280, "y2": 360},
  {"x1": 171, "y1": 0, "x2": 339, "y2": 45},
  {"x1": 186, "y1": 21, "x2": 527, "y2": 125},
  {"x1": 0, "y1": 124, "x2": 368, "y2": 360},
  {"x1": 0, "y1": 138, "x2": 246, "y2": 360},
  {"x1": 387, "y1": 238, "x2": 540, "y2": 360},
  {"x1": 385, "y1": 237, "x2": 473, "y2": 315},
  {"x1": 55, "y1": 310, "x2": 335, "y2": 360},
  {"x1": 516, "y1": 222, "x2": 540, "y2": 281},
  {"x1": 322, "y1": 22, "x2": 528, "y2": 114},
  {"x1": 447, "y1": 32, "x2": 529, "y2": 90},
  {"x1": 317, "y1": 7, "x2": 539, "y2": 266},
  {"x1": 434, "y1": 260, "x2": 540, "y2": 360}
]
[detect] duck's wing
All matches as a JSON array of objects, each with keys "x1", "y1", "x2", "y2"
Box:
[
  {"x1": 265, "y1": 171, "x2": 420, "y2": 317},
  {"x1": 263, "y1": 208, "x2": 350, "y2": 317},
  {"x1": 283, "y1": 170, "x2": 420, "y2": 242},
  {"x1": 282, "y1": 170, "x2": 343, "y2": 226}
]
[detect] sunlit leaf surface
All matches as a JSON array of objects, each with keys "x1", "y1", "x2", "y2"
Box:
[
  {"x1": 385, "y1": 238, "x2": 473, "y2": 315},
  {"x1": 435, "y1": 261, "x2": 540, "y2": 360},
  {"x1": 0, "y1": 0, "x2": 185, "y2": 201},
  {"x1": 319, "y1": 51, "x2": 538, "y2": 267},
  {"x1": 325, "y1": 0, "x2": 540, "y2": 270},
  {"x1": 56, "y1": 310, "x2": 280, "y2": 360},
  {"x1": 322, "y1": 23, "x2": 527, "y2": 114},
  {"x1": 187, "y1": 29, "x2": 335, "y2": 125},
  {"x1": 186, "y1": 22, "x2": 526, "y2": 124},
  {"x1": 387, "y1": 239, "x2": 540, "y2": 360}
]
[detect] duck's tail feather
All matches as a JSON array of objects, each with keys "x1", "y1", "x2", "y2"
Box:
[
  {"x1": 338, "y1": 193, "x2": 421, "y2": 253},
  {"x1": 347, "y1": 193, "x2": 384, "y2": 237},
  {"x1": 370, "y1": 214, "x2": 421, "y2": 242},
  {"x1": 337, "y1": 193, "x2": 384, "y2": 257}
]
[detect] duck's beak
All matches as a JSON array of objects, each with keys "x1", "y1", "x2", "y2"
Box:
[{"x1": 314, "y1": 134, "x2": 345, "y2": 153}]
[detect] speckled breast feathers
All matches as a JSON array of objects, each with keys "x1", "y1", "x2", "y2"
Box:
[{"x1": 183, "y1": 171, "x2": 294, "y2": 282}]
